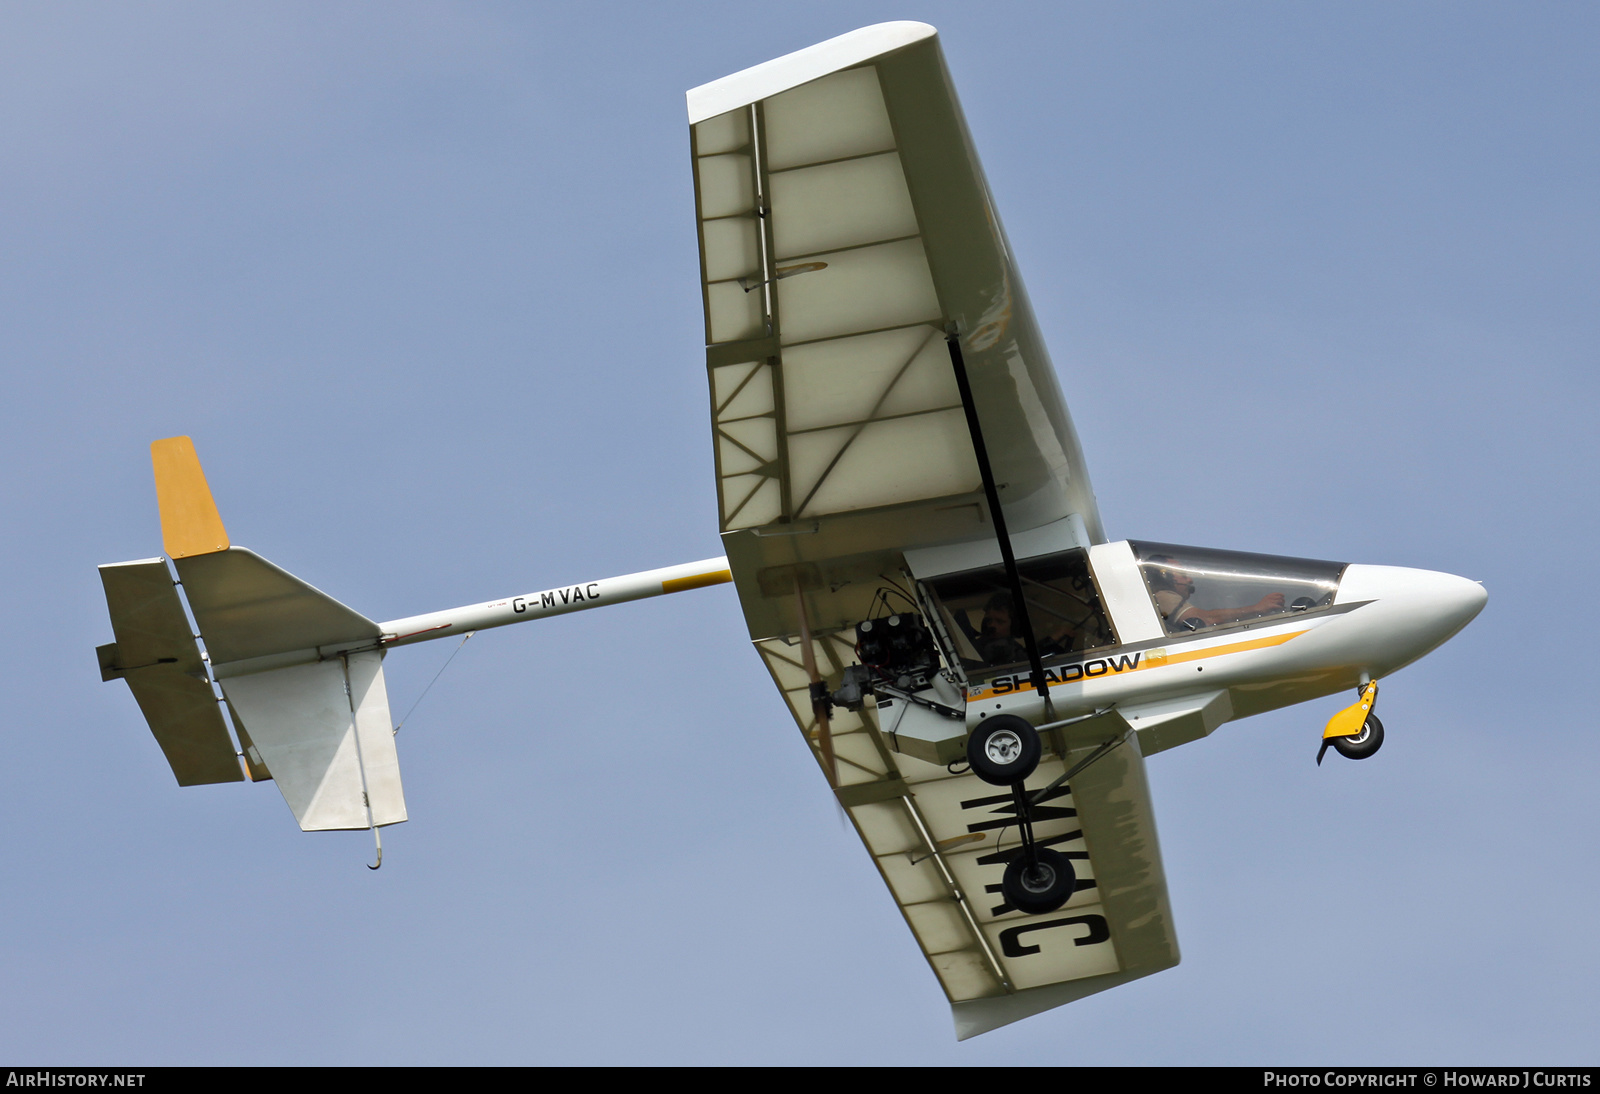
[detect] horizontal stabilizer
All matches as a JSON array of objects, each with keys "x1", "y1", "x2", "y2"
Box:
[
  {"x1": 98, "y1": 559, "x2": 243, "y2": 786},
  {"x1": 221, "y1": 650, "x2": 405, "y2": 831},
  {"x1": 177, "y1": 547, "x2": 379, "y2": 667}
]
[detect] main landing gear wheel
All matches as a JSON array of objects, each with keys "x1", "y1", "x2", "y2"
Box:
[
  {"x1": 1331, "y1": 714, "x2": 1384, "y2": 760},
  {"x1": 966, "y1": 715, "x2": 1042, "y2": 786},
  {"x1": 1003, "y1": 847, "x2": 1077, "y2": 915}
]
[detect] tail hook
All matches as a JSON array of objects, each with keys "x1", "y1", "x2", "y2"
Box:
[{"x1": 368, "y1": 825, "x2": 383, "y2": 870}]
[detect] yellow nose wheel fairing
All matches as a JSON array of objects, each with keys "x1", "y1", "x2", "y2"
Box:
[{"x1": 1317, "y1": 681, "x2": 1380, "y2": 766}]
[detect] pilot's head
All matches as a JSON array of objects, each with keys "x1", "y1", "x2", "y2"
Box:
[
  {"x1": 981, "y1": 593, "x2": 1013, "y2": 637},
  {"x1": 1149, "y1": 556, "x2": 1196, "y2": 597}
]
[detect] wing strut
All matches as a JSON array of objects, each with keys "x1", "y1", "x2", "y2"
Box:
[
  {"x1": 945, "y1": 328, "x2": 1055, "y2": 720},
  {"x1": 793, "y1": 574, "x2": 836, "y2": 786}
]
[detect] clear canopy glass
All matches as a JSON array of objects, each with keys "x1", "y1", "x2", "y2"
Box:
[{"x1": 1129, "y1": 541, "x2": 1346, "y2": 637}]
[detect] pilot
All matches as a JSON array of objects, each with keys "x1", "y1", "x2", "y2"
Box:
[
  {"x1": 966, "y1": 593, "x2": 1076, "y2": 665},
  {"x1": 1147, "y1": 556, "x2": 1285, "y2": 630},
  {"x1": 974, "y1": 593, "x2": 1028, "y2": 665}
]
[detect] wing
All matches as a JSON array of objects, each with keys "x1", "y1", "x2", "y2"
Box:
[
  {"x1": 692, "y1": 25, "x2": 1176, "y2": 1034},
  {"x1": 757, "y1": 636, "x2": 1177, "y2": 1037},
  {"x1": 690, "y1": 22, "x2": 1102, "y2": 639}
]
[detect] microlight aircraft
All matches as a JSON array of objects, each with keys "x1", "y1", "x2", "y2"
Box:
[{"x1": 95, "y1": 23, "x2": 1487, "y2": 1039}]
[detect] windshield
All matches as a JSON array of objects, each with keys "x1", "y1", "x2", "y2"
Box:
[{"x1": 1130, "y1": 541, "x2": 1346, "y2": 636}]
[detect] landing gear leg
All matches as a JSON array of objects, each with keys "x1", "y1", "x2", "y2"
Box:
[
  {"x1": 999, "y1": 778, "x2": 1077, "y2": 913},
  {"x1": 967, "y1": 717, "x2": 1076, "y2": 915}
]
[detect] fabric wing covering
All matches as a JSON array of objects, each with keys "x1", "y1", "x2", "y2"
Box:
[
  {"x1": 691, "y1": 22, "x2": 1100, "y2": 547},
  {"x1": 690, "y1": 23, "x2": 1176, "y2": 1036}
]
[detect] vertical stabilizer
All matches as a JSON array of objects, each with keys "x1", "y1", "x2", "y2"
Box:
[{"x1": 151, "y1": 436, "x2": 230, "y2": 559}]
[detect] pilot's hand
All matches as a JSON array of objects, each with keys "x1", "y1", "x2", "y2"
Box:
[{"x1": 1258, "y1": 593, "x2": 1286, "y2": 610}]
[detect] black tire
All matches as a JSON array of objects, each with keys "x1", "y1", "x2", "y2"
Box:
[
  {"x1": 966, "y1": 715, "x2": 1042, "y2": 786},
  {"x1": 1003, "y1": 847, "x2": 1078, "y2": 915},
  {"x1": 1331, "y1": 714, "x2": 1384, "y2": 760}
]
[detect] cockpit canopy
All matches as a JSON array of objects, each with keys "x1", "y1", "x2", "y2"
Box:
[
  {"x1": 917, "y1": 541, "x2": 1348, "y2": 685},
  {"x1": 1130, "y1": 541, "x2": 1346, "y2": 637}
]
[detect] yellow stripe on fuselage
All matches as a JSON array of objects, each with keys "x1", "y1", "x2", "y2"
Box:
[
  {"x1": 662, "y1": 569, "x2": 732, "y2": 594},
  {"x1": 965, "y1": 628, "x2": 1308, "y2": 703}
]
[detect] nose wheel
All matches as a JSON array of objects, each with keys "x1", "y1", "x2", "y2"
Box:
[
  {"x1": 1318, "y1": 682, "x2": 1383, "y2": 764},
  {"x1": 966, "y1": 717, "x2": 1075, "y2": 916},
  {"x1": 1331, "y1": 714, "x2": 1384, "y2": 759}
]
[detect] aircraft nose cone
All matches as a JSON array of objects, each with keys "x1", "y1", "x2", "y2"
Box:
[
  {"x1": 1334, "y1": 564, "x2": 1486, "y2": 674},
  {"x1": 1414, "y1": 569, "x2": 1488, "y2": 640},
  {"x1": 1435, "y1": 570, "x2": 1488, "y2": 633}
]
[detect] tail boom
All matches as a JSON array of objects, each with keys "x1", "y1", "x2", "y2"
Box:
[{"x1": 378, "y1": 557, "x2": 732, "y2": 648}]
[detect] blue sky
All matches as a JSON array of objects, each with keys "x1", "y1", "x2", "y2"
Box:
[{"x1": 1, "y1": 1, "x2": 1595, "y2": 1064}]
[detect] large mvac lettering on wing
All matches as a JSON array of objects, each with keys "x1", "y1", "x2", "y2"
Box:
[
  {"x1": 999, "y1": 915, "x2": 1110, "y2": 958},
  {"x1": 955, "y1": 783, "x2": 1097, "y2": 916},
  {"x1": 913, "y1": 767, "x2": 1122, "y2": 988}
]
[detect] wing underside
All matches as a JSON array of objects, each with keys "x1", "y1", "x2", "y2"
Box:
[
  {"x1": 690, "y1": 22, "x2": 1103, "y2": 643},
  {"x1": 757, "y1": 637, "x2": 1177, "y2": 1037}
]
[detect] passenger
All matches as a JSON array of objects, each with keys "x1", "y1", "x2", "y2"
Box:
[{"x1": 1147, "y1": 556, "x2": 1284, "y2": 630}]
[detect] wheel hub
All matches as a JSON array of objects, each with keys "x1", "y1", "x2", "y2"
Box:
[
  {"x1": 1020, "y1": 863, "x2": 1056, "y2": 893},
  {"x1": 984, "y1": 729, "x2": 1022, "y2": 765}
]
